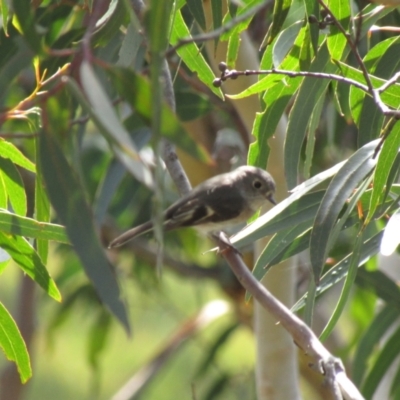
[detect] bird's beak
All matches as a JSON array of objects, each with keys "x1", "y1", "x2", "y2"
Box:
[{"x1": 267, "y1": 195, "x2": 277, "y2": 205}]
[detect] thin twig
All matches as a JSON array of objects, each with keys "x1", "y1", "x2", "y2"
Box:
[
  {"x1": 215, "y1": 66, "x2": 370, "y2": 93},
  {"x1": 166, "y1": 0, "x2": 274, "y2": 58}
]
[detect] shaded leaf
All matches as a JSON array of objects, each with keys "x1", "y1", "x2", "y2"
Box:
[
  {"x1": 108, "y1": 67, "x2": 209, "y2": 163},
  {"x1": 310, "y1": 140, "x2": 379, "y2": 283},
  {"x1": 292, "y1": 231, "x2": 383, "y2": 313},
  {"x1": 39, "y1": 131, "x2": 130, "y2": 333},
  {"x1": 353, "y1": 304, "x2": 399, "y2": 386},
  {"x1": 186, "y1": 0, "x2": 206, "y2": 30},
  {"x1": 362, "y1": 324, "x2": 400, "y2": 399},
  {"x1": 367, "y1": 121, "x2": 400, "y2": 224},
  {"x1": 285, "y1": 43, "x2": 336, "y2": 189},
  {"x1": 319, "y1": 227, "x2": 364, "y2": 341}
]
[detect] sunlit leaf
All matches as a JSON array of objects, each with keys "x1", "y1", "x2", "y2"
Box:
[
  {"x1": 0, "y1": 302, "x2": 32, "y2": 383},
  {"x1": 0, "y1": 231, "x2": 61, "y2": 301}
]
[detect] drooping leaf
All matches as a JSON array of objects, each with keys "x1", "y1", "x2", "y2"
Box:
[
  {"x1": 107, "y1": 67, "x2": 209, "y2": 163},
  {"x1": 319, "y1": 227, "x2": 364, "y2": 341},
  {"x1": 0, "y1": 157, "x2": 26, "y2": 216},
  {"x1": 0, "y1": 139, "x2": 35, "y2": 172},
  {"x1": 39, "y1": 130, "x2": 130, "y2": 333},
  {"x1": 353, "y1": 304, "x2": 399, "y2": 386},
  {"x1": 366, "y1": 121, "x2": 400, "y2": 224},
  {"x1": 170, "y1": 10, "x2": 222, "y2": 98},
  {"x1": 285, "y1": 42, "x2": 337, "y2": 189},
  {"x1": 292, "y1": 231, "x2": 383, "y2": 313},
  {"x1": 0, "y1": 231, "x2": 61, "y2": 301},
  {"x1": 310, "y1": 140, "x2": 379, "y2": 283},
  {"x1": 0, "y1": 302, "x2": 32, "y2": 383},
  {"x1": 362, "y1": 324, "x2": 400, "y2": 399}
]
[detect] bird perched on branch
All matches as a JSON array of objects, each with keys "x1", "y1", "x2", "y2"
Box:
[{"x1": 109, "y1": 165, "x2": 276, "y2": 248}]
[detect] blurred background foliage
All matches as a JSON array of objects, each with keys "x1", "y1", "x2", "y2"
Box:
[{"x1": 1, "y1": 0, "x2": 400, "y2": 399}]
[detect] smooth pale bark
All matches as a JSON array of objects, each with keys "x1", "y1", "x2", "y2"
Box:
[{"x1": 203, "y1": 2, "x2": 300, "y2": 398}]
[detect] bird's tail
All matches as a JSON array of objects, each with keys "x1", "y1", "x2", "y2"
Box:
[{"x1": 108, "y1": 221, "x2": 153, "y2": 248}]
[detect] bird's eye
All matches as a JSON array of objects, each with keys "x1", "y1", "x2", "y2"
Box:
[{"x1": 253, "y1": 180, "x2": 262, "y2": 189}]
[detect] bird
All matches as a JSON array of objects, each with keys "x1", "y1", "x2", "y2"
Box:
[{"x1": 108, "y1": 165, "x2": 276, "y2": 248}]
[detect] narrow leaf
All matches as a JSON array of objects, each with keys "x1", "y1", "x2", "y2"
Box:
[
  {"x1": 353, "y1": 305, "x2": 399, "y2": 385},
  {"x1": 39, "y1": 131, "x2": 130, "y2": 333},
  {"x1": 319, "y1": 228, "x2": 364, "y2": 341},
  {"x1": 0, "y1": 157, "x2": 26, "y2": 216},
  {"x1": 0, "y1": 210, "x2": 68, "y2": 243},
  {"x1": 310, "y1": 140, "x2": 379, "y2": 283},
  {"x1": 0, "y1": 302, "x2": 32, "y2": 383},
  {"x1": 0, "y1": 139, "x2": 35, "y2": 172},
  {"x1": 0, "y1": 232, "x2": 61, "y2": 301}
]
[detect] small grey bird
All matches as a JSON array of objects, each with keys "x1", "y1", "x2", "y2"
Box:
[{"x1": 108, "y1": 166, "x2": 276, "y2": 248}]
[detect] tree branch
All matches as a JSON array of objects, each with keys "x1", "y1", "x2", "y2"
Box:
[{"x1": 216, "y1": 232, "x2": 364, "y2": 400}]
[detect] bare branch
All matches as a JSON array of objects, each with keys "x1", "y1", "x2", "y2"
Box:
[{"x1": 216, "y1": 232, "x2": 364, "y2": 400}]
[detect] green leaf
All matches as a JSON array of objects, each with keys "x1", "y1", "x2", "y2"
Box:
[
  {"x1": 352, "y1": 37, "x2": 400, "y2": 146},
  {"x1": 39, "y1": 131, "x2": 130, "y2": 333},
  {"x1": 0, "y1": 210, "x2": 68, "y2": 243},
  {"x1": 91, "y1": 0, "x2": 128, "y2": 47},
  {"x1": 356, "y1": 267, "x2": 400, "y2": 309},
  {"x1": 0, "y1": 0, "x2": 9, "y2": 36},
  {"x1": 186, "y1": 0, "x2": 206, "y2": 30},
  {"x1": 319, "y1": 227, "x2": 364, "y2": 341},
  {"x1": 303, "y1": 0, "x2": 319, "y2": 53},
  {"x1": 366, "y1": 121, "x2": 400, "y2": 224},
  {"x1": 108, "y1": 67, "x2": 209, "y2": 163},
  {"x1": 292, "y1": 231, "x2": 383, "y2": 313},
  {"x1": 0, "y1": 139, "x2": 36, "y2": 172},
  {"x1": 362, "y1": 324, "x2": 400, "y2": 399},
  {"x1": 170, "y1": 10, "x2": 222, "y2": 98},
  {"x1": 248, "y1": 80, "x2": 301, "y2": 168},
  {"x1": 338, "y1": 61, "x2": 400, "y2": 111},
  {"x1": 211, "y1": 0, "x2": 223, "y2": 49},
  {"x1": 176, "y1": 91, "x2": 212, "y2": 121},
  {"x1": 285, "y1": 42, "x2": 336, "y2": 189},
  {"x1": 327, "y1": 0, "x2": 350, "y2": 61},
  {"x1": 231, "y1": 160, "x2": 347, "y2": 248},
  {"x1": 353, "y1": 304, "x2": 399, "y2": 386},
  {"x1": 272, "y1": 21, "x2": 303, "y2": 68},
  {"x1": 0, "y1": 157, "x2": 26, "y2": 216},
  {"x1": 303, "y1": 90, "x2": 325, "y2": 179},
  {"x1": 12, "y1": 0, "x2": 42, "y2": 53},
  {"x1": 65, "y1": 69, "x2": 153, "y2": 189},
  {"x1": 0, "y1": 231, "x2": 61, "y2": 301},
  {"x1": 0, "y1": 302, "x2": 32, "y2": 383},
  {"x1": 310, "y1": 140, "x2": 378, "y2": 283},
  {"x1": 265, "y1": 0, "x2": 292, "y2": 45},
  {"x1": 34, "y1": 137, "x2": 50, "y2": 264},
  {"x1": 253, "y1": 220, "x2": 311, "y2": 282},
  {"x1": 231, "y1": 24, "x2": 307, "y2": 100}
]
